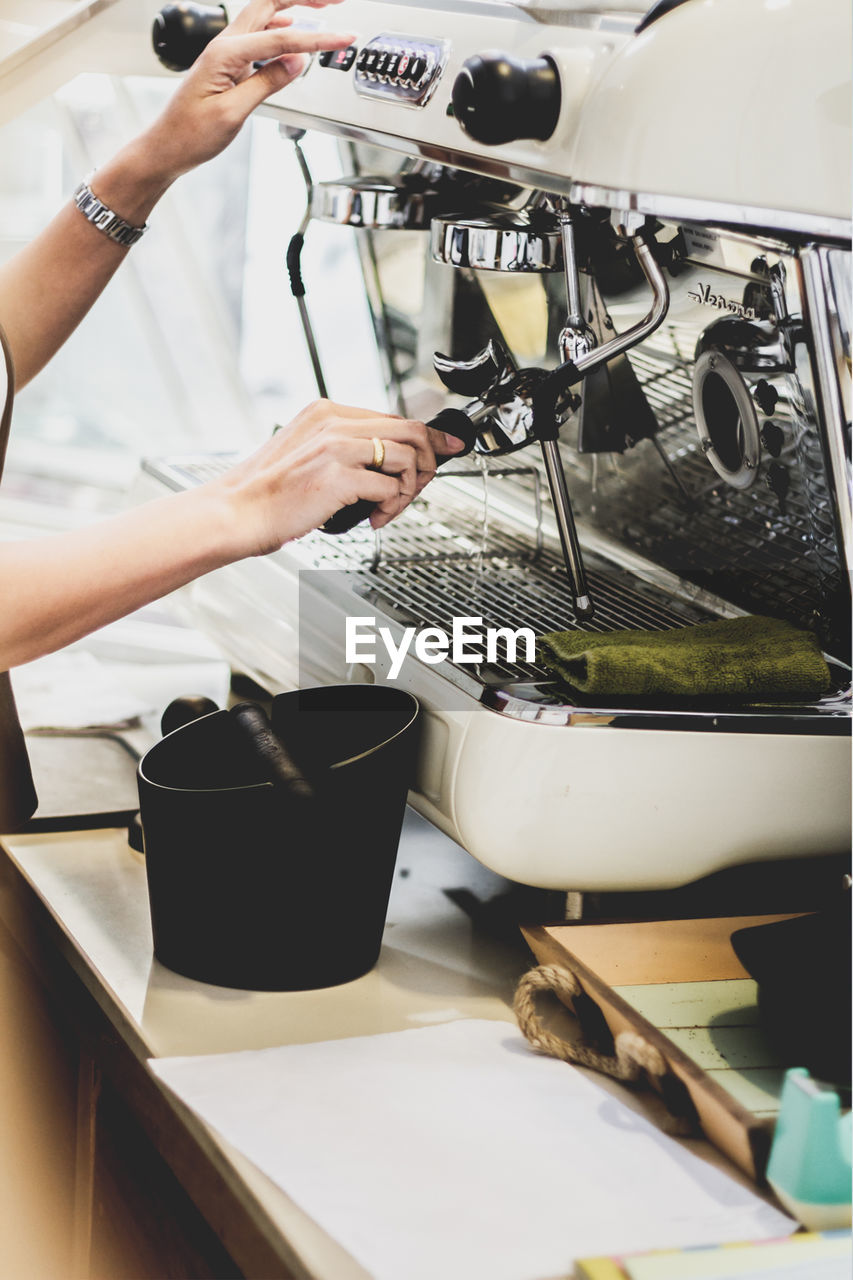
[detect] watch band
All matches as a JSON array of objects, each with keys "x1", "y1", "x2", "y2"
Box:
[{"x1": 72, "y1": 180, "x2": 148, "y2": 248}]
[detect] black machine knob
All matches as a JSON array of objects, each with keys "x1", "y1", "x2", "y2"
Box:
[
  {"x1": 451, "y1": 52, "x2": 560, "y2": 146},
  {"x1": 321, "y1": 408, "x2": 477, "y2": 534},
  {"x1": 152, "y1": 2, "x2": 228, "y2": 71}
]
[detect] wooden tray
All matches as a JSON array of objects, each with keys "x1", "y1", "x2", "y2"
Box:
[{"x1": 521, "y1": 915, "x2": 806, "y2": 1183}]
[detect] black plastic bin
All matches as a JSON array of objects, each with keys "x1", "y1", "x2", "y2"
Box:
[{"x1": 137, "y1": 685, "x2": 420, "y2": 990}]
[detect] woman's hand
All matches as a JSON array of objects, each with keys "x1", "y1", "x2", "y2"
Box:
[
  {"x1": 212, "y1": 400, "x2": 467, "y2": 554},
  {"x1": 142, "y1": 0, "x2": 354, "y2": 182},
  {"x1": 0, "y1": 399, "x2": 466, "y2": 669}
]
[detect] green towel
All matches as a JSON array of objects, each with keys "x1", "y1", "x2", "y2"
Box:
[{"x1": 537, "y1": 615, "x2": 832, "y2": 701}]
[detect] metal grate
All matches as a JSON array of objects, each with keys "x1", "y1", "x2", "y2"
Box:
[
  {"x1": 627, "y1": 347, "x2": 695, "y2": 429},
  {"x1": 365, "y1": 545, "x2": 705, "y2": 683},
  {"x1": 145, "y1": 453, "x2": 713, "y2": 687}
]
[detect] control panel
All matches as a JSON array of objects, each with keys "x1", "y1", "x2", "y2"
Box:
[
  {"x1": 149, "y1": 0, "x2": 634, "y2": 194},
  {"x1": 351, "y1": 33, "x2": 448, "y2": 107}
]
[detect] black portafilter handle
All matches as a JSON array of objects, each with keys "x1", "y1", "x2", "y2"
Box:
[
  {"x1": 229, "y1": 702, "x2": 317, "y2": 802},
  {"x1": 320, "y1": 407, "x2": 478, "y2": 535},
  {"x1": 152, "y1": 2, "x2": 228, "y2": 72}
]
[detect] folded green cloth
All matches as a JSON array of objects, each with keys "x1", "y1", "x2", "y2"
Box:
[{"x1": 537, "y1": 615, "x2": 832, "y2": 701}]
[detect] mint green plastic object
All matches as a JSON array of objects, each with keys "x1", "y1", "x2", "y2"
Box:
[{"x1": 766, "y1": 1067, "x2": 852, "y2": 1229}]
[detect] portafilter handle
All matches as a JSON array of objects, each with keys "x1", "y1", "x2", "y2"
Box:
[{"x1": 320, "y1": 408, "x2": 478, "y2": 534}]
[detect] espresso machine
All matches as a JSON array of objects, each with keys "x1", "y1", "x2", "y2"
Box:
[{"x1": 140, "y1": 0, "x2": 851, "y2": 893}]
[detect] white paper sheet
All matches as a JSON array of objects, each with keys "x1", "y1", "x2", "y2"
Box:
[
  {"x1": 12, "y1": 650, "x2": 151, "y2": 730},
  {"x1": 151, "y1": 1020, "x2": 794, "y2": 1280}
]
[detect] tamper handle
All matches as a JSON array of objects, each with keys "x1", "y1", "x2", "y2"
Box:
[
  {"x1": 320, "y1": 408, "x2": 477, "y2": 535},
  {"x1": 229, "y1": 702, "x2": 317, "y2": 801}
]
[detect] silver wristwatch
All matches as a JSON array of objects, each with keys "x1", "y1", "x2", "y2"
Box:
[{"x1": 72, "y1": 180, "x2": 148, "y2": 248}]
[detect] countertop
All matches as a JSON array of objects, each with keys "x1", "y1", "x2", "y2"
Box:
[
  {"x1": 1, "y1": 809, "x2": 535, "y2": 1280},
  {"x1": 1, "y1": 804, "x2": 781, "y2": 1279}
]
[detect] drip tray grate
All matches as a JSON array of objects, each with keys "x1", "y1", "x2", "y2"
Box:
[
  {"x1": 143, "y1": 452, "x2": 713, "y2": 685},
  {"x1": 142, "y1": 454, "x2": 848, "y2": 709},
  {"x1": 352, "y1": 510, "x2": 708, "y2": 684}
]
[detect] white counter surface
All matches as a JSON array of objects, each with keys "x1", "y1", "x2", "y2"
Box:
[
  {"x1": 1, "y1": 808, "x2": 781, "y2": 1280},
  {"x1": 1, "y1": 810, "x2": 531, "y2": 1279}
]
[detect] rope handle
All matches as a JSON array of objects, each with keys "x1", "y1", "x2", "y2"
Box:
[
  {"x1": 514, "y1": 963, "x2": 699, "y2": 1136},
  {"x1": 513, "y1": 963, "x2": 667, "y2": 1082}
]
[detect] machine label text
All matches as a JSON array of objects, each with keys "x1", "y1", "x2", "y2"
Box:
[{"x1": 687, "y1": 281, "x2": 756, "y2": 320}]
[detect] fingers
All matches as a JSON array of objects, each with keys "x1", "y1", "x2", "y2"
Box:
[
  {"x1": 372, "y1": 439, "x2": 418, "y2": 511},
  {"x1": 228, "y1": 0, "x2": 346, "y2": 36},
  {"x1": 311, "y1": 405, "x2": 466, "y2": 487},
  {"x1": 277, "y1": 401, "x2": 470, "y2": 534},
  {"x1": 375, "y1": 419, "x2": 465, "y2": 492},
  {"x1": 227, "y1": 1, "x2": 292, "y2": 35},
  {"x1": 235, "y1": 53, "x2": 306, "y2": 99},
  {"x1": 219, "y1": 26, "x2": 354, "y2": 110},
  {"x1": 345, "y1": 470, "x2": 400, "y2": 509},
  {"x1": 427, "y1": 424, "x2": 467, "y2": 460},
  {"x1": 216, "y1": 26, "x2": 354, "y2": 69},
  {"x1": 331, "y1": 436, "x2": 417, "y2": 517}
]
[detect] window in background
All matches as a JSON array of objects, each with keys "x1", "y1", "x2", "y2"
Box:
[{"x1": 0, "y1": 71, "x2": 386, "y2": 542}]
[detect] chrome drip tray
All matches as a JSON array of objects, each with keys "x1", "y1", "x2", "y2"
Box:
[{"x1": 142, "y1": 452, "x2": 851, "y2": 732}]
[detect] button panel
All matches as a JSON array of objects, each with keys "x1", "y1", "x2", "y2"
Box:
[
  {"x1": 318, "y1": 45, "x2": 358, "y2": 71},
  {"x1": 354, "y1": 34, "x2": 448, "y2": 107}
]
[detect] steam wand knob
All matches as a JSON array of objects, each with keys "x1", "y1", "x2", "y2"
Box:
[{"x1": 452, "y1": 52, "x2": 561, "y2": 146}]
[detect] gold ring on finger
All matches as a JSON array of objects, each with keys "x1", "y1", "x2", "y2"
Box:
[{"x1": 370, "y1": 437, "x2": 386, "y2": 470}]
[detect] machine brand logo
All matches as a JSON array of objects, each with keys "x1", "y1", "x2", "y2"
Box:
[{"x1": 687, "y1": 282, "x2": 756, "y2": 321}]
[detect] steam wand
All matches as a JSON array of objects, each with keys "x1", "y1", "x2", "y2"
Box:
[
  {"x1": 526, "y1": 213, "x2": 599, "y2": 618},
  {"x1": 532, "y1": 221, "x2": 671, "y2": 617},
  {"x1": 281, "y1": 125, "x2": 329, "y2": 399},
  {"x1": 534, "y1": 223, "x2": 670, "y2": 437},
  {"x1": 150, "y1": 21, "x2": 329, "y2": 397}
]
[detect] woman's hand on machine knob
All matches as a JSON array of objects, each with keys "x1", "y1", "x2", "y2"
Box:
[
  {"x1": 210, "y1": 399, "x2": 467, "y2": 553},
  {"x1": 141, "y1": 0, "x2": 354, "y2": 182}
]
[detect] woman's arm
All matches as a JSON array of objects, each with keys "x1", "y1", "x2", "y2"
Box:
[
  {"x1": 0, "y1": 0, "x2": 468, "y2": 670},
  {"x1": 0, "y1": 0, "x2": 353, "y2": 387},
  {"x1": 0, "y1": 402, "x2": 464, "y2": 670}
]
